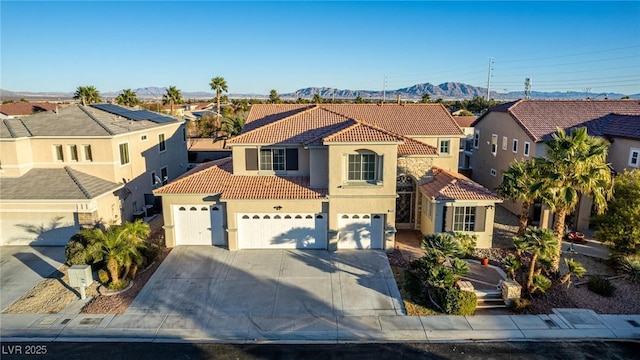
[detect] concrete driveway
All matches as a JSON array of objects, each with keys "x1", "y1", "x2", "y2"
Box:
[
  {"x1": 0, "y1": 246, "x2": 66, "y2": 311},
  {"x1": 127, "y1": 246, "x2": 404, "y2": 317}
]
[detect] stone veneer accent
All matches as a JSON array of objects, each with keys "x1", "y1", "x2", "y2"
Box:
[
  {"x1": 397, "y1": 156, "x2": 434, "y2": 185},
  {"x1": 457, "y1": 280, "x2": 475, "y2": 292},
  {"x1": 77, "y1": 211, "x2": 98, "y2": 229},
  {"x1": 501, "y1": 280, "x2": 522, "y2": 305}
]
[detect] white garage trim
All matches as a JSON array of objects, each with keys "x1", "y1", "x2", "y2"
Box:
[
  {"x1": 237, "y1": 213, "x2": 327, "y2": 249},
  {"x1": 174, "y1": 205, "x2": 225, "y2": 246},
  {"x1": 338, "y1": 214, "x2": 384, "y2": 249}
]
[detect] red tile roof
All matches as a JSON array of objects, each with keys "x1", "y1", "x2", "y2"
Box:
[
  {"x1": 453, "y1": 116, "x2": 476, "y2": 128},
  {"x1": 475, "y1": 99, "x2": 640, "y2": 142},
  {"x1": 420, "y1": 168, "x2": 502, "y2": 201},
  {"x1": 153, "y1": 158, "x2": 327, "y2": 200},
  {"x1": 0, "y1": 102, "x2": 58, "y2": 116},
  {"x1": 323, "y1": 122, "x2": 404, "y2": 143},
  {"x1": 398, "y1": 137, "x2": 438, "y2": 156}
]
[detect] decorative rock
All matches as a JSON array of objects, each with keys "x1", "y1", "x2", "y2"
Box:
[{"x1": 501, "y1": 280, "x2": 522, "y2": 304}]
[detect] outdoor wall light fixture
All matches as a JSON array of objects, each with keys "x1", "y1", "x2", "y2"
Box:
[{"x1": 273, "y1": 206, "x2": 283, "y2": 211}]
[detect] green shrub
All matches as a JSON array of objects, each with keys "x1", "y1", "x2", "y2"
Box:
[
  {"x1": 507, "y1": 298, "x2": 532, "y2": 314},
  {"x1": 97, "y1": 269, "x2": 110, "y2": 284},
  {"x1": 65, "y1": 233, "x2": 90, "y2": 265},
  {"x1": 587, "y1": 275, "x2": 616, "y2": 297},
  {"x1": 433, "y1": 287, "x2": 477, "y2": 315},
  {"x1": 454, "y1": 232, "x2": 477, "y2": 257},
  {"x1": 452, "y1": 290, "x2": 477, "y2": 316},
  {"x1": 618, "y1": 255, "x2": 640, "y2": 283},
  {"x1": 107, "y1": 280, "x2": 129, "y2": 291}
]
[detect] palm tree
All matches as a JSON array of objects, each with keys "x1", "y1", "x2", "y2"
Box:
[
  {"x1": 497, "y1": 158, "x2": 545, "y2": 236},
  {"x1": 74, "y1": 86, "x2": 101, "y2": 105},
  {"x1": 421, "y1": 93, "x2": 431, "y2": 103},
  {"x1": 536, "y1": 127, "x2": 613, "y2": 272},
  {"x1": 221, "y1": 117, "x2": 245, "y2": 138},
  {"x1": 559, "y1": 258, "x2": 586, "y2": 286},
  {"x1": 312, "y1": 94, "x2": 322, "y2": 104},
  {"x1": 513, "y1": 227, "x2": 557, "y2": 294},
  {"x1": 115, "y1": 89, "x2": 139, "y2": 107},
  {"x1": 209, "y1": 76, "x2": 228, "y2": 119},
  {"x1": 82, "y1": 220, "x2": 150, "y2": 286},
  {"x1": 162, "y1": 86, "x2": 183, "y2": 116}
]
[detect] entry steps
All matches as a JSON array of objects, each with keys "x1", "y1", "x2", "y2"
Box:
[{"x1": 474, "y1": 289, "x2": 506, "y2": 309}]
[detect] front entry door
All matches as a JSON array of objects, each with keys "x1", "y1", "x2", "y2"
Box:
[{"x1": 396, "y1": 174, "x2": 415, "y2": 229}]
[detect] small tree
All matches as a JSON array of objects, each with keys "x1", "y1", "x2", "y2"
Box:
[
  {"x1": 312, "y1": 94, "x2": 322, "y2": 104},
  {"x1": 421, "y1": 93, "x2": 431, "y2": 103},
  {"x1": 269, "y1": 89, "x2": 282, "y2": 104},
  {"x1": 593, "y1": 170, "x2": 640, "y2": 256},
  {"x1": 498, "y1": 159, "x2": 545, "y2": 236},
  {"x1": 513, "y1": 227, "x2": 557, "y2": 295}
]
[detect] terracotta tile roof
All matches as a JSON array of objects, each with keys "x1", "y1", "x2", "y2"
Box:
[
  {"x1": 0, "y1": 102, "x2": 58, "y2": 116},
  {"x1": 244, "y1": 103, "x2": 463, "y2": 137},
  {"x1": 601, "y1": 114, "x2": 640, "y2": 140},
  {"x1": 475, "y1": 99, "x2": 640, "y2": 142},
  {"x1": 154, "y1": 158, "x2": 327, "y2": 200},
  {"x1": 398, "y1": 137, "x2": 438, "y2": 156},
  {"x1": 453, "y1": 116, "x2": 476, "y2": 128},
  {"x1": 420, "y1": 168, "x2": 502, "y2": 202},
  {"x1": 323, "y1": 122, "x2": 404, "y2": 143}
]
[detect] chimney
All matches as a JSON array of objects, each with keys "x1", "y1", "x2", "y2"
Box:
[{"x1": 397, "y1": 94, "x2": 401, "y2": 104}]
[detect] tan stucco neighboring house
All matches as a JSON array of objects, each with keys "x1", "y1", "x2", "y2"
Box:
[
  {"x1": 0, "y1": 102, "x2": 59, "y2": 119},
  {"x1": 0, "y1": 103, "x2": 188, "y2": 245},
  {"x1": 453, "y1": 115, "x2": 476, "y2": 174},
  {"x1": 470, "y1": 99, "x2": 640, "y2": 231},
  {"x1": 154, "y1": 103, "x2": 501, "y2": 251}
]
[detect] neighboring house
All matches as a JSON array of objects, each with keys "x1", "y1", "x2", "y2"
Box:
[
  {"x1": 187, "y1": 138, "x2": 231, "y2": 164},
  {"x1": 0, "y1": 102, "x2": 59, "y2": 119},
  {"x1": 154, "y1": 103, "x2": 501, "y2": 251},
  {"x1": 0, "y1": 104, "x2": 188, "y2": 245},
  {"x1": 453, "y1": 115, "x2": 476, "y2": 174},
  {"x1": 471, "y1": 99, "x2": 640, "y2": 230}
]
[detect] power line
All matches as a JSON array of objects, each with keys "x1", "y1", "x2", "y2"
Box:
[{"x1": 498, "y1": 45, "x2": 640, "y2": 64}]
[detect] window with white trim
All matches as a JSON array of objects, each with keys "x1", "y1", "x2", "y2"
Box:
[
  {"x1": 490, "y1": 168, "x2": 497, "y2": 177},
  {"x1": 160, "y1": 166, "x2": 168, "y2": 185},
  {"x1": 54, "y1": 145, "x2": 64, "y2": 161},
  {"x1": 69, "y1": 145, "x2": 78, "y2": 161},
  {"x1": 439, "y1": 140, "x2": 450, "y2": 154},
  {"x1": 158, "y1": 133, "x2": 166, "y2": 152},
  {"x1": 83, "y1": 145, "x2": 93, "y2": 161},
  {"x1": 119, "y1": 143, "x2": 130, "y2": 165},
  {"x1": 629, "y1": 148, "x2": 640, "y2": 167},
  {"x1": 502, "y1": 136, "x2": 508, "y2": 150},
  {"x1": 453, "y1": 206, "x2": 476, "y2": 231},
  {"x1": 348, "y1": 153, "x2": 377, "y2": 181},
  {"x1": 491, "y1": 134, "x2": 498, "y2": 155},
  {"x1": 512, "y1": 139, "x2": 519, "y2": 153},
  {"x1": 524, "y1": 141, "x2": 531, "y2": 157},
  {"x1": 473, "y1": 130, "x2": 480, "y2": 149},
  {"x1": 260, "y1": 148, "x2": 285, "y2": 171},
  {"x1": 141, "y1": 134, "x2": 147, "y2": 141}
]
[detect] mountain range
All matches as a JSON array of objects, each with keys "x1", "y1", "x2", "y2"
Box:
[{"x1": 1, "y1": 82, "x2": 637, "y2": 101}]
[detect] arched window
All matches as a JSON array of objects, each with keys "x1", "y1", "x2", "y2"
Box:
[
  {"x1": 264, "y1": 215, "x2": 271, "y2": 219},
  {"x1": 316, "y1": 214, "x2": 323, "y2": 219},
  {"x1": 242, "y1": 215, "x2": 250, "y2": 219},
  {"x1": 285, "y1": 215, "x2": 292, "y2": 219},
  {"x1": 201, "y1": 207, "x2": 208, "y2": 211},
  {"x1": 190, "y1": 207, "x2": 197, "y2": 211},
  {"x1": 252, "y1": 215, "x2": 260, "y2": 219},
  {"x1": 179, "y1": 207, "x2": 186, "y2": 211},
  {"x1": 295, "y1": 215, "x2": 302, "y2": 219}
]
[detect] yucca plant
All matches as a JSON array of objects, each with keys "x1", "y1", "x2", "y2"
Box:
[{"x1": 618, "y1": 255, "x2": 640, "y2": 283}]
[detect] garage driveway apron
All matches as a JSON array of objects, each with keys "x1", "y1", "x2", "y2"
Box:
[{"x1": 126, "y1": 246, "x2": 404, "y2": 318}]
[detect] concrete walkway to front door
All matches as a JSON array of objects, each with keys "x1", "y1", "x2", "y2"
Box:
[{"x1": 126, "y1": 246, "x2": 405, "y2": 319}]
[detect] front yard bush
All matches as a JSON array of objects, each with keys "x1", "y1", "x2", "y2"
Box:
[
  {"x1": 97, "y1": 269, "x2": 110, "y2": 284},
  {"x1": 618, "y1": 255, "x2": 640, "y2": 283},
  {"x1": 65, "y1": 233, "x2": 92, "y2": 266},
  {"x1": 587, "y1": 275, "x2": 616, "y2": 297},
  {"x1": 507, "y1": 298, "x2": 532, "y2": 314}
]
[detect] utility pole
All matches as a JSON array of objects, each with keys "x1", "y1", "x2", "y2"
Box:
[
  {"x1": 524, "y1": 78, "x2": 532, "y2": 99},
  {"x1": 486, "y1": 57, "x2": 494, "y2": 99}
]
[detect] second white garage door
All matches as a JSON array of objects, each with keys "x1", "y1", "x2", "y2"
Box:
[
  {"x1": 237, "y1": 213, "x2": 327, "y2": 249},
  {"x1": 338, "y1": 214, "x2": 384, "y2": 249}
]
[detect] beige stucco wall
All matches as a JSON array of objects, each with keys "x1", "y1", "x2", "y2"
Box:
[
  {"x1": 328, "y1": 196, "x2": 396, "y2": 251},
  {"x1": 0, "y1": 138, "x2": 34, "y2": 177},
  {"x1": 309, "y1": 147, "x2": 329, "y2": 188},
  {"x1": 407, "y1": 136, "x2": 461, "y2": 172},
  {"x1": 608, "y1": 137, "x2": 640, "y2": 173}
]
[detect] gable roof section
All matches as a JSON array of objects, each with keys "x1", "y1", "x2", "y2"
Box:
[
  {"x1": 453, "y1": 116, "x2": 476, "y2": 128},
  {"x1": 0, "y1": 104, "x2": 181, "y2": 139},
  {"x1": 601, "y1": 114, "x2": 640, "y2": 140},
  {"x1": 398, "y1": 137, "x2": 438, "y2": 156},
  {"x1": 474, "y1": 99, "x2": 640, "y2": 142},
  {"x1": 0, "y1": 102, "x2": 58, "y2": 116},
  {"x1": 244, "y1": 104, "x2": 313, "y2": 132},
  {"x1": 420, "y1": 167, "x2": 502, "y2": 202},
  {"x1": 0, "y1": 167, "x2": 122, "y2": 200},
  {"x1": 154, "y1": 158, "x2": 327, "y2": 200},
  {"x1": 323, "y1": 121, "x2": 404, "y2": 144}
]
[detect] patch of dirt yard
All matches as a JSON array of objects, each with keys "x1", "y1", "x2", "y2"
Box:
[{"x1": 2, "y1": 248, "x2": 170, "y2": 315}]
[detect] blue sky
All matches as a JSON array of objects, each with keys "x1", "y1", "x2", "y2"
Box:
[{"x1": 2, "y1": 1, "x2": 639, "y2": 95}]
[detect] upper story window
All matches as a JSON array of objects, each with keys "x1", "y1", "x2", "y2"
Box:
[
  {"x1": 182, "y1": 127, "x2": 186, "y2": 142},
  {"x1": 439, "y1": 140, "x2": 450, "y2": 154},
  {"x1": 141, "y1": 134, "x2": 147, "y2": 141},
  {"x1": 119, "y1": 143, "x2": 130, "y2": 165},
  {"x1": 473, "y1": 131, "x2": 480, "y2": 149},
  {"x1": 491, "y1": 134, "x2": 498, "y2": 155},
  {"x1": 630, "y1": 148, "x2": 640, "y2": 167},
  {"x1": 158, "y1": 133, "x2": 166, "y2": 152},
  {"x1": 246, "y1": 147, "x2": 299, "y2": 172},
  {"x1": 453, "y1": 206, "x2": 476, "y2": 232},
  {"x1": 69, "y1": 145, "x2": 78, "y2": 161},
  {"x1": 502, "y1": 136, "x2": 508, "y2": 150},
  {"x1": 524, "y1": 142, "x2": 531, "y2": 157},
  {"x1": 348, "y1": 152, "x2": 377, "y2": 181},
  {"x1": 512, "y1": 139, "x2": 519, "y2": 153},
  {"x1": 83, "y1": 145, "x2": 93, "y2": 161},
  {"x1": 54, "y1": 145, "x2": 64, "y2": 161}
]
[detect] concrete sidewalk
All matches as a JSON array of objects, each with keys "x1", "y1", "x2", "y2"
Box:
[{"x1": 2, "y1": 309, "x2": 639, "y2": 343}]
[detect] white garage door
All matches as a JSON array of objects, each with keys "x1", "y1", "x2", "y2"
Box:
[
  {"x1": 237, "y1": 213, "x2": 327, "y2": 249},
  {"x1": 174, "y1": 205, "x2": 225, "y2": 246},
  {"x1": 338, "y1": 214, "x2": 384, "y2": 249}
]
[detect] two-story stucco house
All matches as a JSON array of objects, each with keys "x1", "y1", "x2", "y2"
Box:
[
  {"x1": 154, "y1": 103, "x2": 501, "y2": 251},
  {"x1": 471, "y1": 99, "x2": 640, "y2": 230},
  {"x1": 0, "y1": 104, "x2": 188, "y2": 245}
]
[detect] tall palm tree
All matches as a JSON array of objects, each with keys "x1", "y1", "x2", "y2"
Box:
[
  {"x1": 162, "y1": 86, "x2": 183, "y2": 116},
  {"x1": 497, "y1": 158, "x2": 545, "y2": 236},
  {"x1": 535, "y1": 127, "x2": 613, "y2": 272},
  {"x1": 74, "y1": 86, "x2": 101, "y2": 105},
  {"x1": 115, "y1": 89, "x2": 139, "y2": 107},
  {"x1": 209, "y1": 76, "x2": 228, "y2": 119}
]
